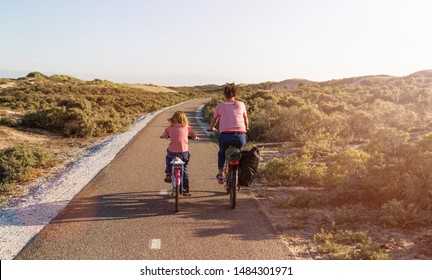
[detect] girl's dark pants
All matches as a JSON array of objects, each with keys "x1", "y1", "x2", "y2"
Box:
[{"x1": 165, "y1": 151, "x2": 190, "y2": 192}]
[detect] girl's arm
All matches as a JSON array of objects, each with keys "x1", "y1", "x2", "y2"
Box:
[
  {"x1": 188, "y1": 126, "x2": 198, "y2": 140},
  {"x1": 161, "y1": 128, "x2": 169, "y2": 138}
]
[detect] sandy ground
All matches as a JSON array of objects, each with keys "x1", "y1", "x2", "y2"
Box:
[
  {"x1": 124, "y1": 83, "x2": 177, "y2": 93},
  {"x1": 0, "y1": 81, "x2": 16, "y2": 89},
  {"x1": 0, "y1": 125, "x2": 88, "y2": 155}
]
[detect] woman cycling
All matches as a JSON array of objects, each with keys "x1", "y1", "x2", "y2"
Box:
[{"x1": 209, "y1": 83, "x2": 249, "y2": 184}]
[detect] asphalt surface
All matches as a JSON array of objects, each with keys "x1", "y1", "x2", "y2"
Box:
[{"x1": 16, "y1": 99, "x2": 291, "y2": 259}]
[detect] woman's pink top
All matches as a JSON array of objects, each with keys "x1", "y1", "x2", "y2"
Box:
[
  {"x1": 164, "y1": 124, "x2": 196, "y2": 152},
  {"x1": 213, "y1": 100, "x2": 247, "y2": 133}
]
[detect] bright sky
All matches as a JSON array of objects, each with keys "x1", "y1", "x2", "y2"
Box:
[{"x1": 1, "y1": 0, "x2": 432, "y2": 86}]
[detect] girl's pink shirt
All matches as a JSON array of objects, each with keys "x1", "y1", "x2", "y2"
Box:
[
  {"x1": 164, "y1": 124, "x2": 196, "y2": 152},
  {"x1": 213, "y1": 100, "x2": 247, "y2": 133}
]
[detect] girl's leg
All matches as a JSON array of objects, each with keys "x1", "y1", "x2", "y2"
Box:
[
  {"x1": 181, "y1": 152, "x2": 190, "y2": 192},
  {"x1": 165, "y1": 151, "x2": 173, "y2": 174},
  {"x1": 165, "y1": 151, "x2": 173, "y2": 183}
]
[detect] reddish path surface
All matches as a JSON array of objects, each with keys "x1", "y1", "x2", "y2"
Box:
[{"x1": 17, "y1": 99, "x2": 292, "y2": 259}]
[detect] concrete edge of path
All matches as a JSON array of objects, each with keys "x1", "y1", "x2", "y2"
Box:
[
  {"x1": 195, "y1": 104, "x2": 210, "y2": 134},
  {"x1": 0, "y1": 100, "x2": 194, "y2": 260}
]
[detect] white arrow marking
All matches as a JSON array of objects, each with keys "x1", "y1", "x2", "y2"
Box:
[{"x1": 149, "y1": 239, "x2": 161, "y2": 249}]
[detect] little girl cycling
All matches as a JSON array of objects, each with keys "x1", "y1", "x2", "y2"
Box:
[{"x1": 161, "y1": 111, "x2": 198, "y2": 196}]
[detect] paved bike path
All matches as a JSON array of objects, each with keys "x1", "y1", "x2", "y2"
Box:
[{"x1": 16, "y1": 99, "x2": 292, "y2": 259}]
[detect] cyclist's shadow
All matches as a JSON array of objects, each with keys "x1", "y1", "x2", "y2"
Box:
[
  {"x1": 51, "y1": 191, "x2": 175, "y2": 224},
  {"x1": 177, "y1": 189, "x2": 280, "y2": 242}
]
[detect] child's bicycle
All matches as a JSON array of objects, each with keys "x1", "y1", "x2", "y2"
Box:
[
  {"x1": 161, "y1": 135, "x2": 198, "y2": 213},
  {"x1": 171, "y1": 157, "x2": 185, "y2": 213}
]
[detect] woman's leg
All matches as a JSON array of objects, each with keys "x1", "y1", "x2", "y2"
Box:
[
  {"x1": 218, "y1": 134, "x2": 246, "y2": 175},
  {"x1": 218, "y1": 134, "x2": 229, "y2": 174},
  {"x1": 237, "y1": 134, "x2": 246, "y2": 148}
]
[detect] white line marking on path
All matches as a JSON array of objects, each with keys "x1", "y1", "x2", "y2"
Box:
[
  {"x1": 149, "y1": 239, "x2": 161, "y2": 249},
  {"x1": 159, "y1": 189, "x2": 168, "y2": 195}
]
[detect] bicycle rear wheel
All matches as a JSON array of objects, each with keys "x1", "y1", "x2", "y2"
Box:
[
  {"x1": 175, "y1": 184, "x2": 179, "y2": 212},
  {"x1": 229, "y1": 166, "x2": 237, "y2": 209}
]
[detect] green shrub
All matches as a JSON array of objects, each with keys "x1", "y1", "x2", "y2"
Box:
[
  {"x1": 326, "y1": 148, "x2": 371, "y2": 188},
  {"x1": 313, "y1": 228, "x2": 389, "y2": 260},
  {"x1": 348, "y1": 110, "x2": 374, "y2": 138},
  {"x1": 26, "y1": 72, "x2": 47, "y2": 79},
  {"x1": 381, "y1": 199, "x2": 430, "y2": 227},
  {"x1": 262, "y1": 152, "x2": 311, "y2": 185},
  {"x1": 367, "y1": 127, "x2": 409, "y2": 156},
  {"x1": 22, "y1": 98, "x2": 129, "y2": 137},
  {"x1": 334, "y1": 204, "x2": 363, "y2": 225},
  {"x1": 345, "y1": 243, "x2": 390, "y2": 260},
  {"x1": 49, "y1": 74, "x2": 79, "y2": 82},
  {"x1": 317, "y1": 240, "x2": 351, "y2": 255},
  {"x1": 0, "y1": 145, "x2": 51, "y2": 193},
  {"x1": 281, "y1": 192, "x2": 322, "y2": 208},
  {"x1": 314, "y1": 228, "x2": 369, "y2": 244},
  {"x1": 1, "y1": 74, "x2": 207, "y2": 138},
  {"x1": 0, "y1": 112, "x2": 21, "y2": 127},
  {"x1": 0, "y1": 78, "x2": 12, "y2": 85}
]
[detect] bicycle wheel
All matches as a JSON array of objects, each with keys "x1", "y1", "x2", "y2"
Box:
[
  {"x1": 175, "y1": 183, "x2": 179, "y2": 212},
  {"x1": 225, "y1": 173, "x2": 230, "y2": 194},
  {"x1": 229, "y1": 166, "x2": 237, "y2": 209},
  {"x1": 174, "y1": 168, "x2": 181, "y2": 212}
]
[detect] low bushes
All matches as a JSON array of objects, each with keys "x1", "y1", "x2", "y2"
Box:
[
  {"x1": 0, "y1": 78, "x2": 12, "y2": 85},
  {"x1": 0, "y1": 112, "x2": 21, "y2": 127},
  {"x1": 313, "y1": 228, "x2": 389, "y2": 260},
  {"x1": 1, "y1": 74, "x2": 208, "y2": 137},
  {"x1": 262, "y1": 129, "x2": 432, "y2": 228},
  {"x1": 262, "y1": 148, "x2": 326, "y2": 186},
  {"x1": 325, "y1": 131, "x2": 432, "y2": 226},
  {"x1": 23, "y1": 99, "x2": 129, "y2": 137},
  {"x1": 0, "y1": 145, "x2": 52, "y2": 194}
]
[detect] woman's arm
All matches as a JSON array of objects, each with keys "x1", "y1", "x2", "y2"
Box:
[
  {"x1": 244, "y1": 115, "x2": 249, "y2": 131},
  {"x1": 243, "y1": 103, "x2": 249, "y2": 131},
  {"x1": 209, "y1": 117, "x2": 219, "y2": 132},
  {"x1": 209, "y1": 104, "x2": 221, "y2": 132}
]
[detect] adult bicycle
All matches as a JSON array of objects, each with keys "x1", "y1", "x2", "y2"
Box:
[{"x1": 208, "y1": 129, "x2": 242, "y2": 209}]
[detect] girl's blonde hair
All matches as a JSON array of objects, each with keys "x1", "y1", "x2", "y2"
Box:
[{"x1": 167, "y1": 111, "x2": 188, "y2": 126}]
